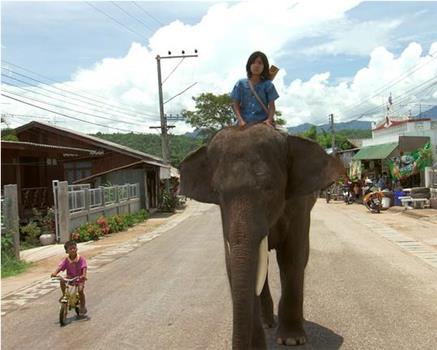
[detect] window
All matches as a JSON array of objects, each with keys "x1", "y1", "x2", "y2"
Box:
[{"x1": 65, "y1": 161, "x2": 92, "y2": 183}]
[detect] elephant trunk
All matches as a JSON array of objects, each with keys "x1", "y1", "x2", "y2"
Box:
[{"x1": 224, "y1": 198, "x2": 268, "y2": 350}]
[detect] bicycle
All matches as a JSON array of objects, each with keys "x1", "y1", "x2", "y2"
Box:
[{"x1": 52, "y1": 276, "x2": 81, "y2": 326}]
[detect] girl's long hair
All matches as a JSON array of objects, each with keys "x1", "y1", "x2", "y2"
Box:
[{"x1": 246, "y1": 51, "x2": 270, "y2": 80}]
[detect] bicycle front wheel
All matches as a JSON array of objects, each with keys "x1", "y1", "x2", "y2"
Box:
[{"x1": 59, "y1": 303, "x2": 68, "y2": 326}]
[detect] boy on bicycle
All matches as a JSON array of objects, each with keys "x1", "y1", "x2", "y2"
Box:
[{"x1": 51, "y1": 240, "x2": 88, "y2": 316}]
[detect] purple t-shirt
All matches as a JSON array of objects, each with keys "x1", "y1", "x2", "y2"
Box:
[{"x1": 58, "y1": 255, "x2": 87, "y2": 278}]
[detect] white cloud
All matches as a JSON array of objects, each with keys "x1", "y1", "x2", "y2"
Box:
[
  {"x1": 2, "y1": 0, "x2": 437, "y2": 135},
  {"x1": 282, "y1": 41, "x2": 437, "y2": 126},
  {"x1": 301, "y1": 19, "x2": 403, "y2": 56}
]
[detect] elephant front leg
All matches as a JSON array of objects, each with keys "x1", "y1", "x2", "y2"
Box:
[
  {"x1": 251, "y1": 298, "x2": 268, "y2": 350},
  {"x1": 275, "y1": 230, "x2": 309, "y2": 346}
]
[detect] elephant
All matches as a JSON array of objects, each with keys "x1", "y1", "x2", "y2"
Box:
[{"x1": 180, "y1": 123, "x2": 343, "y2": 349}]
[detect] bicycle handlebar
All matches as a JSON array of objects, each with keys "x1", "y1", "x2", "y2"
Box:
[{"x1": 51, "y1": 276, "x2": 81, "y2": 284}]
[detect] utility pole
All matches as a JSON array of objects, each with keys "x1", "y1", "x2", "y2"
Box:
[
  {"x1": 154, "y1": 50, "x2": 198, "y2": 166},
  {"x1": 329, "y1": 113, "x2": 336, "y2": 155},
  {"x1": 156, "y1": 55, "x2": 169, "y2": 163}
]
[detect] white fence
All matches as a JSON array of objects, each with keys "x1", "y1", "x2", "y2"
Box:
[
  {"x1": 66, "y1": 183, "x2": 141, "y2": 233},
  {"x1": 53, "y1": 181, "x2": 143, "y2": 242},
  {"x1": 68, "y1": 184, "x2": 140, "y2": 213}
]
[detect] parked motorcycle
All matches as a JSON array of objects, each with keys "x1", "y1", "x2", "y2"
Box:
[
  {"x1": 362, "y1": 180, "x2": 383, "y2": 213},
  {"x1": 342, "y1": 184, "x2": 354, "y2": 205}
]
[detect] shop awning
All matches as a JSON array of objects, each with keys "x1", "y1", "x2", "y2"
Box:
[{"x1": 352, "y1": 142, "x2": 398, "y2": 160}]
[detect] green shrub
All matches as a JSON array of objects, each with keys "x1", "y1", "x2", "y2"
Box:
[
  {"x1": 70, "y1": 209, "x2": 150, "y2": 242},
  {"x1": 20, "y1": 222, "x2": 41, "y2": 246},
  {"x1": 1, "y1": 234, "x2": 14, "y2": 263},
  {"x1": 1, "y1": 233, "x2": 30, "y2": 278},
  {"x1": 159, "y1": 189, "x2": 178, "y2": 212},
  {"x1": 108, "y1": 216, "x2": 121, "y2": 233}
]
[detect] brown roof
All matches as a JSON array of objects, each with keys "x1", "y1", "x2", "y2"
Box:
[
  {"x1": 1, "y1": 140, "x2": 101, "y2": 157},
  {"x1": 14, "y1": 121, "x2": 166, "y2": 166}
]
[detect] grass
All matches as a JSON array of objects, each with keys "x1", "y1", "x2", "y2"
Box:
[{"x1": 1, "y1": 252, "x2": 32, "y2": 278}]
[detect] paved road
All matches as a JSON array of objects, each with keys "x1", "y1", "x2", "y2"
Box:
[{"x1": 2, "y1": 200, "x2": 437, "y2": 350}]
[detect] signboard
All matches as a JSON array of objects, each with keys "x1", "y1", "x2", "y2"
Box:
[{"x1": 387, "y1": 142, "x2": 433, "y2": 179}]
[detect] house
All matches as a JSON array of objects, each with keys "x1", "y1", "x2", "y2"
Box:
[
  {"x1": 1, "y1": 121, "x2": 169, "y2": 219},
  {"x1": 351, "y1": 116, "x2": 436, "y2": 186}
]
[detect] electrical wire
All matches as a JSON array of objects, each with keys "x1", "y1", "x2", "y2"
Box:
[
  {"x1": 1, "y1": 75, "x2": 155, "y2": 124},
  {"x1": 1, "y1": 72, "x2": 157, "y2": 122},
  {"x1": 164, "y1": 82, "x2": 198, "y2": 105},
  {"x1": 1, "y1": 93, "x2": 140, "y2": 133},
  {"x1": 1, "y1": 68, "x2": 155, "y2": 120},
  {"x1": 341, "y1": 55, "x2": 437, "y2": 116},
  {"x1": 2, "y1": 83, "x2": 144, "y2": 126},
  {"x1": 130, "y1": 2, "x2": 164, "y2": 26},
  {"x1": 85, "y1": 1, "x2": 149, "y2": 42},
  {"x1": 162, "y1": 58, "x2": 185, "y2": 85},
  {"x1": 1, "y1": 61, "x2": 159, "y2": 118},
  {"x1": 344, "y1": 76, "x2": 437, "y2": 122},
  {"x1": 110, "y1": 1, "x2": 155, "y2": 33}
]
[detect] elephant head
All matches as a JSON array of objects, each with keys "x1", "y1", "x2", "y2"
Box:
[{"x1": 180, "y1": 124, "x2": 343, "y2": 349}]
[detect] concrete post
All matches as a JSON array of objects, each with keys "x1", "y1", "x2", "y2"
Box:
[
  {"x1": 84, "y1": 188, "x2": 90, "y2": 223},
  {"x1": 99, "y1": 186, "x2": 106, "y2": 216},
  {"x1": 99, "y1": 186, "x2": 106, "y2": 206},
  {"x1": 57, "y1": 181, "x2": 70, "y2": 243},
  {"x1": 114, "y1": 185, "x2": 120, "y2": 214},
  {"x1": 144, "y1": 171, "x2": 150, "y2": 211},
  {"x1": 4, "y1": 184, "x2": 20, "y2": 259}
]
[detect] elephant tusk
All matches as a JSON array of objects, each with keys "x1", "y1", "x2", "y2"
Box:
[
  {"x1": 226, "y1": 240, "x2": 231, "y2": 256},
  {"x1": 256, "y1": 236, "x2": 269, "y2": 296}
]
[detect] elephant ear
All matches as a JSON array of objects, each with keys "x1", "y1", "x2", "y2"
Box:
[
  {"x1": 286, "y1": 135, "x2": 344, "y2": 198},
  {"x1": 179, "y1": 146, "x2": 219, "y2": 204}
]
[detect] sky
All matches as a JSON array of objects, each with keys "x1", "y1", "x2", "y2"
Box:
[{"x1": 1, "y1": 0, "x2": 437, "y2": 135}]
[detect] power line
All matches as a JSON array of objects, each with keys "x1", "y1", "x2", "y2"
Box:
[
  {"x1": 1, "y1": 60, "x2": 159, "y2": 118},
  {"x1": 131, "y1": 2, "x2": 164, "y2": 26},
  {"x1": 85, "y1": 1, "x2": 150, "y2": 42},
  {"x1": 341, "y1": 55, "x2": 437, "y2": 116},
  {"x1": 110, "y1": 1, "x2": 155, "y2": 33},
  {"x1": 344, "y1": 76, "x2": 437, "y2": 122},
  {"x1": 1, "y1": 93, "x2": 138, "y2": 133},
  {"x1": 2, "y1": 82, "x2": 144, "y2": 126},
  {"x1": 162, "y1": 58, "x2": 185, "y2": 85},
  {"x1": 164, "y1": 82, "x2": 198, "y2": 105},
  {"x1": 1, "y1": 73, "x2": 156, "y2": 123},
  {"x1": 1, "y1": 67, "x2": 155, "y2": 120}
]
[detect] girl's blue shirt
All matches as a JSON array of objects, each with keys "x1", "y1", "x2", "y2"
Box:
[{"x1": 230, "y1": 78, "x2": 279, "y2": 124}]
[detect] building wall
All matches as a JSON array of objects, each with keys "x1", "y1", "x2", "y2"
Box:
[
  {"x1": 363, "y1": 120, "x2": 437, "y2": 164},
  {"x1": 85, "y1": 167, "x2": 159, "y2": 209}
]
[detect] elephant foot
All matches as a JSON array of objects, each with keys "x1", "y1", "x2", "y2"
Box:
[{"x1": 276, "y1": 325, "x2": 307, "y2": 346}]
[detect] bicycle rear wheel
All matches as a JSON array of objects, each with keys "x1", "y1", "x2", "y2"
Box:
[{"x1": 59, "y1": 303, "x2": 68, "y2": 326}]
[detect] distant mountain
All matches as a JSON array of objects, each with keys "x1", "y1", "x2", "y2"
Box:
[
  {"x1": 183, "y1": 129, "x2": 201, "y2": 138},
  {"x1": 288, "y1": 120, "x2": 372, "y2": 134},
  {"x1": 417, "y1": 106, "x2": 437, "y2": 119}
]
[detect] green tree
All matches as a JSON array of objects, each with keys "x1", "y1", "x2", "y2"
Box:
[
  {"x1": 302, "y1": 125, "x2": 318, "y2": 140},
  {"x1": 1, "y1": 128, "x2": 19, "y2": 141},
  {"x1": 183, "y1": 93, "x2": 235, "y2": 130},
  {"x1": 183, "y1": 92, "x2": 286, "y2": 140}
]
